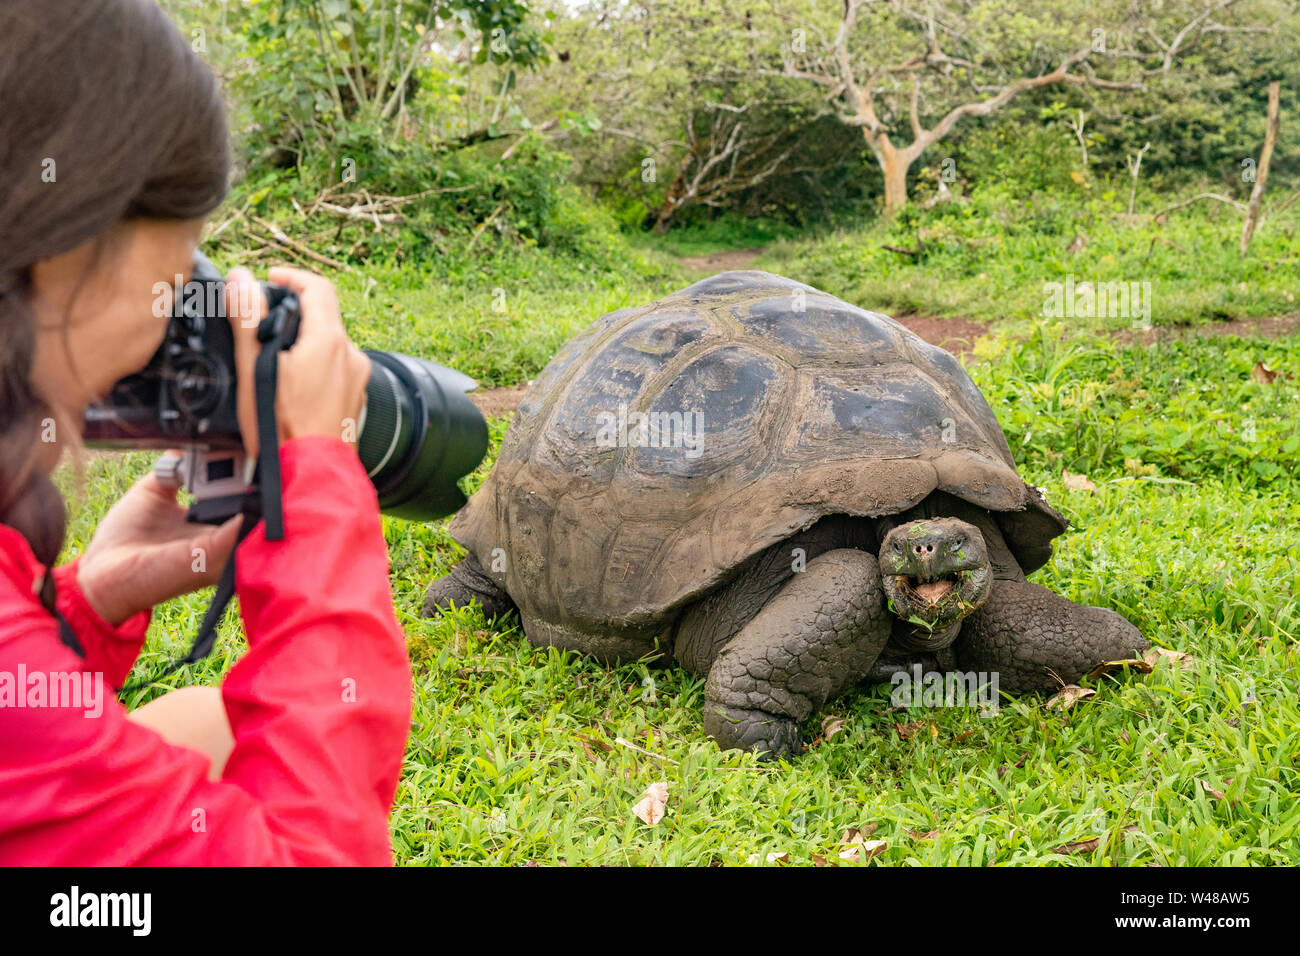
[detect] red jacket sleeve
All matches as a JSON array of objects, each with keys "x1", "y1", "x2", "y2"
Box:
[
  {"x1": 52, "y1": 558, "x2": 151, "y2": 688},
  {"x1": 0, "y1": 436, "x2": 412, "y2": 865}
]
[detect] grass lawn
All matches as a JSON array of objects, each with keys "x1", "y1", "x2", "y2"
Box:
[{"x1": 57, "y1": 203, "x2": 1300, "y2": 865}]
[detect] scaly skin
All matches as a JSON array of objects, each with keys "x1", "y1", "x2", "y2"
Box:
[
  {"x1": 703, "y1": 549, "x2": 893, "y2": 759},
  {"x1": 422, "y1": 555, "x2": 517, "y2": 621},
  {"x1": 879, "y1": 517, "x2": 992, "y2": 645},
  {"x1": 426, "y1": 514, "x2": 1147, "y2": 759},
  {"x1": 955, "y1": 579, "x2": 1148, "y2": 693}
]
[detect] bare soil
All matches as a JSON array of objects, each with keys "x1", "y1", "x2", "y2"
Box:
[
  {"x1": 676, "y1": 248, "x2": 766, "y2": 273},
  {"x1": 1114, "y1": 313, "x2": 1300, "y2": 346},
  {"x1": 890, "y1": 314, "x2": 991, "y2": 357},
  {"x1": 469, "y1": 381, "x2": 533, "y2": 419}
]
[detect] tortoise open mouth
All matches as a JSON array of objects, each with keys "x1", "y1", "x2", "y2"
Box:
[{"x1": 899, "y1": 573, "x2": 961, "y2": 605}]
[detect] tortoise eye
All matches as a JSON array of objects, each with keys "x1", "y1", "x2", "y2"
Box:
[
  {"x1": 950, "y1": 539, "x2": 966, "y2": 552},
  {"x1": 892, "y1": 541, "x2": 903, "y2": 553}
]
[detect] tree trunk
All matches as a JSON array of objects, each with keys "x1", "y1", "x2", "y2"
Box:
[
  {"x1": 650, "y1": 185, "x2": 682, "y2": 233},
  {"x1": 882, "y1": 156, "x2": 910, "y2": 213},
  {"x1": 650, "y1": 153, "x2": 694, "y2": 233},
  {"x1": 867, "y1": 133, "x2": 912, "y2": 213},
  {"x1": 1240, "y1": 81, "x2": 1281, "y2": 257}
]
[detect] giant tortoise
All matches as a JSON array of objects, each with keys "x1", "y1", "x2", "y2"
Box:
[{"x1": 425, "y1": 271, "x2": 1146, "y2": 758}]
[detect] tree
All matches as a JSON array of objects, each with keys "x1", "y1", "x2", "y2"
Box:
[
  {"x1": 647, "y1": 100, "x2": 801, "y2": 232},
  {"x1": 215, "y1": 0, "x2": 550, "y2": 165},
  {"x1": 521, "y1": 0, "x2": 856, "y2": 229},
  {"x1": 768, "y1": 0, "x2": 1265, "y2": 211}
]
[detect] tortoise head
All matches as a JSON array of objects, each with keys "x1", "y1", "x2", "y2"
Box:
[{"x1": 879, "y1": 518, "x2": 993, "y2": 643}]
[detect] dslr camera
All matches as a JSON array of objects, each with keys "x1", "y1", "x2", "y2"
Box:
[{"x1": 83, "y1": 253, "x2": 487, "y2": 523}]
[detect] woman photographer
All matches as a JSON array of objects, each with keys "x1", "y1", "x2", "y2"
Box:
[{"x1": 0, "y1": 0, "x2": 412, "y2": 864}]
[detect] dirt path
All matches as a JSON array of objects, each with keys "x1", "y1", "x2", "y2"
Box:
[
  {"x1": 1118, "y1": 313, "x2": 1299, "y2": 346},
  {"x1": 468, "y1": 246, "x2": 1297, "y2": 420},
  {"x1": 469, "y1": 381, "x2": 532, "y2": 419},
  {"x1": 676, "y1": 248, "x2": 766, "y2": 273}
]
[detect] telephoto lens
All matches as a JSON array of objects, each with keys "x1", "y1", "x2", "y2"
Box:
[
  {"x1": 358, "y1": 349, "x2": 489, "y2": 519},
  {"x1": 83, "y1": 253, "x2": 488, "y2": 522}
]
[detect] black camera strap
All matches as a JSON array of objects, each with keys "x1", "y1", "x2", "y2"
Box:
[
  {"x1": 253, "y1": 311, "x2": 288, "y2": 540},
  {"x1": 117, "y1": 314, "x2": 289, "y2": 695}
]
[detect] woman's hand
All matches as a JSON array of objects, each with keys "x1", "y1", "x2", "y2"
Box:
[
  {"x1": 224, "y1": 266, "x2": 371, "y2": 456},
  {"x1": 76, "y1": 471, "x2": 242, "y2": 627},
  {"x1": 75, "y1": 265, "x2": 370, "y2": 627}
]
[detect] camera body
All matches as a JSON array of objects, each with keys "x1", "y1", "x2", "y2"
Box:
[{"x1": 83, "y1": 254, "x2": 488, "y2": 523}]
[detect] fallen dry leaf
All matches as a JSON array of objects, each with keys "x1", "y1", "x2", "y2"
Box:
[
  {"x1": 632, "y1": 781, "x2": 669, "y2": 826},
  {"x1": 839, "y1": 838, "x2": 888, "y2": 864},
  {"x1": 1251, "y1": 362, "x2": 1277, "y2": 384},
  {"x1": 1200, "y1": 780, "x2": 1226, "y2": 802},
  {"x1": 1053, "y1": 837, "x2": 1101, "y2": 855},
  {"x1": 1046, "y1": 685, "x2": 1096, "y2": 712},
  {"x1": 746, "y1": 851, "x2": 790, "y2": 866},
  {"x1": 841, "y1": 824, "x2": 879, "y2": 843},
  {"x1": 1143, "y1": 647, "x2": 1197, "y2": 671},
  {"x1": 812, "y1": 853, "x2": 835, "y2": 867},
  {"x1": 905, "y1": 828, "x2": 939, "y2": 841},
  {"x1": 1062, "y1": 468, "x2": 1098, "y2": 493},
  {"x1": 1087, "y1": 658, "x2": 1154, "y2": 679},
  {"x1": 895, "y1": 720, "x2": 927, "y2": 740},
  {"x1": 575, "y1": 733, "x2": 612, "y2": 763},
  {"x1": 809, "y1": 714, "x2": 847, "y2": 748},
  {"x1": 575, "y1": 732, "x2": 613, "y2": 753}
]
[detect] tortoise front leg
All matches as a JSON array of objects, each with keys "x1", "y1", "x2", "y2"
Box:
[
  {"x1": 703, "y1": 549, "x2": 892, "y2": 759},
  {"x1": 422, "y1": 554, "x2": 517, "y2": 621},
  {"x1": 955, "y1": 580, "x2": 1147, "y2": 694}
]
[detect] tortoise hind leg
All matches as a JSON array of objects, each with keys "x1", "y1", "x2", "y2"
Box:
[
  {"x1": 955, "y1": 580, "x2": 1147, "y2": 694},
  {"x1": 422, "y1": 555, "x2": 517, "y2": 621},
  {"x1": 703, "y1": 549, "x2": 892, "y2": 760}
]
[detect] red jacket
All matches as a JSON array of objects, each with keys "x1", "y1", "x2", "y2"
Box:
[{"x1": 0, "y1": 436, "x2": 412, "y2": 865}]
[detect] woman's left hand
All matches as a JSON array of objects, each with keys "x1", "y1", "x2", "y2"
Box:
[{"x1": 75, "y1": 464, "x2": 242, "y2": 627}]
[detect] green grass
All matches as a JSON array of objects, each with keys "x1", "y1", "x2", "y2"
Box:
[
  {"x1": 621, "y1": 214, "x2": 802, "y2": 260},
  {"x1": 55, "y1": 202, "x2": 1300, "y2": 866},
  {"x1": 757, "y1": 183, "x2": 1300, "y2": 327},
  {"x1": 329, "y1": 260, "x2": 682, "y2": 389}
]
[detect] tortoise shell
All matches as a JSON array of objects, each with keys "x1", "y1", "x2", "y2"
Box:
[{"x1": 450, "y1": 271, "x2": 1065, "y2": 632}]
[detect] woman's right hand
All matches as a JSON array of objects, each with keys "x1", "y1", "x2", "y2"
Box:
[{"x1": 224, "y1": 266, "x2": 372, "y2": 459}]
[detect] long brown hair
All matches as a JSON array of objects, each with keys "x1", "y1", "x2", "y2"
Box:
[{"x1": 0, "y1": 0, "x2": 229, "y2": 575}]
